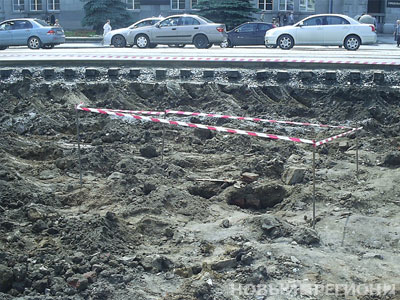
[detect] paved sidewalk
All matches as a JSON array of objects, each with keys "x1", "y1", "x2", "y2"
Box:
[{"x1": 377, "y1": 33, "x2": 396, "y2": 44}]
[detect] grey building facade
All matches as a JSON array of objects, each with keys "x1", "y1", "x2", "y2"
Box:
[{"x1": 0, "y1": 0, "x2": 398, "y2": 33}]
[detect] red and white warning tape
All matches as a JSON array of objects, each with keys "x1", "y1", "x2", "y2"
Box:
[
  {"x1": 98, "y1": 108, "x2": 352, "y2": 129},
  {"x1": 315, "y1": 127, "x2": 362, "y2": 147},
  {"x1": 76, "y1": 104, "x2": 362, "y2": 147},
  {"x1": 165, "y1": 110, "x2": 352, "y2": 129},
  {"x1": 76, "y1": 104, "x2": 314, "y2": 145},
  {"x1": 103, "y1": 108, "x2": 165, "y2": 116}
]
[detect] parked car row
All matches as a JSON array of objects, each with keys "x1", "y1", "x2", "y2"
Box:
[
  {"x1": 0, "y1": 13, "x2": 377, "y2": 51},
  {"x1": 104, "y1": 13, "x2": 377, "y2": 51}
]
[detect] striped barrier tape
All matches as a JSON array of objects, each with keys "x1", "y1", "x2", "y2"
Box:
[
  {"x1": 103, "y1": 108, "x2": 166, "y2": 116},
  {"x1": 76, "y1": 104, "x2": 314, "y2": 145},
  {"x1": 94, "y1": 108, "x2": 353, "y2": 129},
  {"x1": 315, "y1": 127, "x2": 363, "y2": 147},
  {"x1": 1, "y1": 53, "x2": 399, "y2": 66},
  {"x1": 164, "y1": 110, "x2": 353, "y2": 129}
]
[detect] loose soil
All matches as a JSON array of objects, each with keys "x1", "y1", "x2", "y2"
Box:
[{"x1": 0, "y1": 75, "x2": 399, "y2": 300}]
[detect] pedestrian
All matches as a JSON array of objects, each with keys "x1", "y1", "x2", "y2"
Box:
[
  {"x1": 282, "y1": 13, "x2": 288, "y2": 26},
  {"x1": 394, "y1": 20, "x2": 400, "y2": 47},
  {"x1": 50, "y1": 14, "x2": 55, "y2": 26},
  {"x1": 54, "y1": 19, "x2": 60, "y2": 27},
  {"x1": 102, "y1": 19, "x2": 111, "y2": 45},
  {"x1": 277, "y1": 13, "x2": 282, "y2": 26},
  {"x1": 288, "y1": 11, "x2": 294, "y2": 25}
]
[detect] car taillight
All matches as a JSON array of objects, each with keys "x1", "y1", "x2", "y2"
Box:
[
  {"x1": 216, "y1": 27, "x2": 224, "y2": 32},
  {"x1": 47, "y1": 29, "x2": 56, "y2": 34},
  {"x1": 369, "y1": 25, "x2": 375, "y2": 32}
]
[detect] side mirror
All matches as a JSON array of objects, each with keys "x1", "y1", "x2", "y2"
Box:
[
  {"x1": 234, "y1": 29, "x2": 239, "y2": 33},
  {"x1": 155, "y1": 23, "x2": 160, "y2": 28}
]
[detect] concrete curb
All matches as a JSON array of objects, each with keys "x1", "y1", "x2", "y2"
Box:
[{"x1": 0, "y1": 67, "x2": 396, "y2": 85}]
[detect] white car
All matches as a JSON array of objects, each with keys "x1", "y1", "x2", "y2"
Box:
[
  {"x1": 265, "y1": 14, "x2": 377, "y2": 51},
  {"x1": 103, "y1": 17, "x2": 162, "y2": 47}
]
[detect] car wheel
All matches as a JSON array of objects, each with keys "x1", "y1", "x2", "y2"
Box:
[
  {"x1": 220, "y1": 39, "x2": 233, "y2": 48},
  {"x1": 205, "y1": 43, "x2": 213, "y2": 49},
  {"x1": 43, "y1": 44, "x2": 55, "y2": 49},
  {"x1": 277, "y1": 34, "x2": 294, "y2": 50},
  {"x1": 28, "y1": 36, "x2": 42, "y2": 49},
  {"x1": 149, "y1": 43, "x2": 157, "y2": 48},
  {"x1": 344, "y1": 35, "x2": 360, "y2": 51},
  {"x1": 135, "y1": 34, "x2": 150, "y2": 49},
  {"x1": 111, "y1": 35, "x2": 126, "y2": 48},
  {"x1": 193, "y1": 34, "x2": 209, "y2": 49},
  {"x1": 0, "y1": 46, "x2": 8, "y2": 50}
]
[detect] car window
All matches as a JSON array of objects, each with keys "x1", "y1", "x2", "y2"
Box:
[
  {"x1": 34, "y1": 19, "x2": 49, "y2": 27},
  {"x1": 258, "y1": 23, "x2": 272, "y2": 31},
  {"x1": 303, "y1": 17, "x2": 323, "y2": 26},
  {"x1": 159, "y1": 17, "x2": 179, "y2": 27},
  {"x1": 180, "y1": 17, "x2": 200, "y2": 26},
  {"x1": 326, "y1": 16, "x2": 350, "y2": 25},
  {"x1": 0, "y1": 22, "x2": 12, "y2": 30},
  {"x1": 237, "y1": 23, "x2": 257, "y2": 33},
  {"x1": 12, "y1": 20, "x2": 33, "y2": 30},
  {"x1": 197, "y1": 16, "x2": 212, "y2": 23},
  {"x1": 136, "y1": 20, "x2": 152, "y2": 28}
]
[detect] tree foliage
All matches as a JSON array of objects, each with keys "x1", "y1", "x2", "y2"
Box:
[
  {"x1": 196, "y1": 0, "x2": 259, "y2": 30},
  {"x1": 81, "y1": 0, "x2": 131, "y2": 34}
]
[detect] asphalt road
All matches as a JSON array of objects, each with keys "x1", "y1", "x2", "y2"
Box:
[{"x1": 0, "y1": 41, "x2": 398, "y2": 67}]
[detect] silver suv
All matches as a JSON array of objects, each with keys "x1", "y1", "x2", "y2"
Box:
[{"x1": 133, "y1": 14, "x2": 227, "y2": 49}]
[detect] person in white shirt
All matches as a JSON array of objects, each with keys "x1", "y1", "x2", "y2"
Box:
[{"x1": 102, "y1": 20, "x2": 112, "y2": 45}]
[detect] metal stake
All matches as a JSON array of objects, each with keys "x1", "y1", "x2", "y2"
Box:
[
  {"x1": 312, "y1": 144, "x2": 316, "y2": 229},
  {"x1": 341, "y1": 214, "x2": 350, "y2": 247},
  {"x1": 356, "y1": 134, "x2": 359, "y2": 179},
  {"x1": 75, "y1": 107, "x2": 83, "y2": 186},
  {"x1": 161, "y1": 110, "x2": 166, "y2": 164}
]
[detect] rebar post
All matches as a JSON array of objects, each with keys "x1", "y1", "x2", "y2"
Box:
[
  {"x1": 75, "y1": 106, "x2": 83, "y2": 186},
  {"x1": 312, "y1": 144, "x2": 316, "y2": 229}
]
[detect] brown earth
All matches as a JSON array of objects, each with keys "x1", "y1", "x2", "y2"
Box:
[{"x1": 0, "y1": 76, "x2": 399, "y2": 300}]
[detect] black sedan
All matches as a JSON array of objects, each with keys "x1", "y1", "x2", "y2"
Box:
[{"x1": 220, "y1": 22, "x2": 275, "y2": 48}]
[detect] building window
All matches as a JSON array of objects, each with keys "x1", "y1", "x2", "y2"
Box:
[
  {"x1": 299, "y1": 0, "x2": 315, "y2": 11},
  {"x1": 48, "y1": 0, "x2": 60, "y2": 11},
  {"x1": 171, "y1": 0, "x2": 185, "y2": 10},
  {"x1": 279, "y1": 0, "x2": 293, "y2": 11},
  {"x1": 30, "y1": 0, "x2": 42, "y2": 11},
  {"x1": 259, "y1": 0, "x2": 272, "y2": 10},
  {"x1": 191, "y1": 0, "x2": 199, "y2": 9},
  {"x1": 126, "y1": 0, "x2": 140, "y2": 10},
  {"x1": 13, "y1": 0, "x2": 25, "y2": 12}
]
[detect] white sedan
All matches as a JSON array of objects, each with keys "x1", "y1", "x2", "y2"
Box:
[
  {"x1": 265, "y1": 14, "x2": 377, "y2": 51},
  {"x1": 103, "y1": 17, "x2": 162, "y2": 47}
]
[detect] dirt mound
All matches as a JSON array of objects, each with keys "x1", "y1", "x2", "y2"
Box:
[{"x1": 0, "y1": 79, "x2": 399, "y2": 299}]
